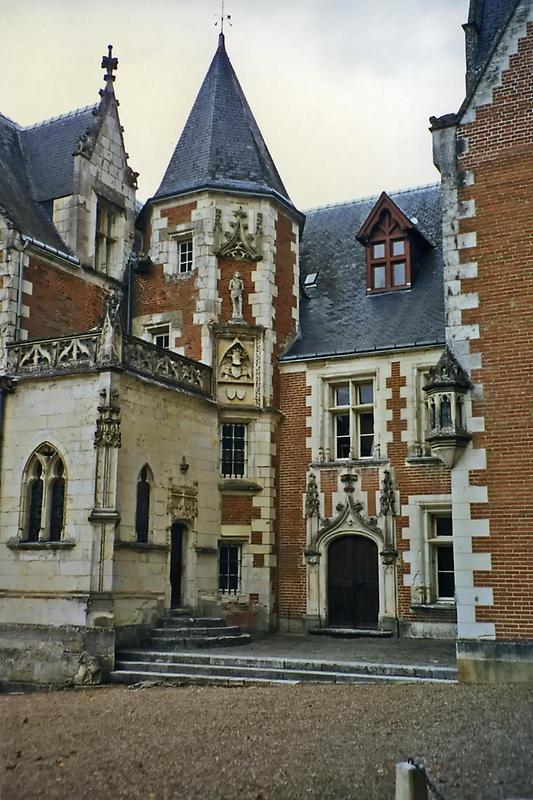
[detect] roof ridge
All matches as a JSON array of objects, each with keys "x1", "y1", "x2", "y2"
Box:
[
  {"x1": 304, "y1": 182, "x2": 440, "y2": 214},
  {"x1": 0, "y1": 112, "x2": 22, "y2": 129},
  {"x1": 22, "y1": 104, "x2": 97, "y2": 131}
]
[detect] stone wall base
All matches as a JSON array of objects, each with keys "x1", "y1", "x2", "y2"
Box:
[
  {"x1": 0, "y1": 623, "x2": 115, "y2": 687},
  {"x1": 457, "y1": 639, "x2": 533, "y2": 683},
  {"x1": 401, "y1": 621, "x2": 457, "y2": 640}
]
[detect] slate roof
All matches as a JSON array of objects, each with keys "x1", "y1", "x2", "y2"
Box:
[
  {"x1": 21, "y1": 105, "x2": 97, "y2": 202},
  {"x1": 0, "y1": 114, "x2": 66, "y2": 250},
  {"x1": 283, "y1": 184, "x2": 445, "y2": 361},
  {"x1": 470, "y1": 0, "x2": 521, "y2": 78},
  {"x1": 0, "y1": 102, "x2": 103, "y2": 251},
  {"x1": 155, "y1": 34, "x2": 298, "y2": 214}
]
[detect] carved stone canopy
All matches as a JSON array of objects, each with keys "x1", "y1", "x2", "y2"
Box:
[
  {"x1": 168, "y1": 482, "x2": 198, "y2": 521},
  {"x1": 315, "y1": 495, "x2": 382, "y2": 546},
  {"x1": 423, "y1": 347, "x2": 471, "y2": 394},
  {"x1": 213, "y1": 207, "x2": 263, "y2": 261}
]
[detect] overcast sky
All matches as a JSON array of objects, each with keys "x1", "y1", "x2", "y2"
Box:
[{"x1": 2, "y1": 0, "x2": 468, "y2": 209}]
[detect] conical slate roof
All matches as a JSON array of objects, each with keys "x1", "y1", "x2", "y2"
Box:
[{"x1": 155, "y1": 34, "x2": 296, "y2": 212}]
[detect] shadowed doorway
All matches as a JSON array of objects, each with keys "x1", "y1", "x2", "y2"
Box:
[
  {"x1": 170, "y1": 523, "x2": 185, "y2": 608},
  {"x1": 327, "y1": 535, "x2": 379, "y2": 627}
]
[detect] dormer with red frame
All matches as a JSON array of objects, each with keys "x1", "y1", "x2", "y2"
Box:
[{"x1": 357, "y1": 192, "x2": 429, "y2": 294}]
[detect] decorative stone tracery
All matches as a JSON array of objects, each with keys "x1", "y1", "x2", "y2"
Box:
[{"x1": 213, "y1": 206, "x2": 263, "y2": 261}]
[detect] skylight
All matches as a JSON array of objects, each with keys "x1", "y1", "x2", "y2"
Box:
[{"x1": 304, "y1": 272, "x2": 318, "y2": 287}]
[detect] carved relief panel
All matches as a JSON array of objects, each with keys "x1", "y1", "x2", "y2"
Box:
[{"x1": 216, "y1": 335, "x2": 262, "y2": 406}]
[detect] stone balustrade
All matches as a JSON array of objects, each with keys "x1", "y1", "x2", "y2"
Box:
[{"x1": 6, "y1": 330, "x2": 213, "y2": 399}]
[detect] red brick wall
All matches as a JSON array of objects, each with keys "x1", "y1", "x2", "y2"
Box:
[
  {"x1": 456, "y1": 23, "x2": 533, "y2": 638},
  {"x1": 134, "y1": 202, "x2": 202, "y2": 361},
  {"x1": 277, "y1": 371, "x2": 311, "y2": 617},
  {"x1": 221, "y1": 495, "x2": 260, "y2": 525},
  {"x1": 272, "y1": 214, "x2": 297, "y2": 408},
  {"x1": 23, "y1": 257, "x2": 105, "y2": 339}
]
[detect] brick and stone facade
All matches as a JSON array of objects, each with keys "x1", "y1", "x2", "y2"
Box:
[
  {"x1": 0, "y1": 5, "x2": 531, "y2": 685},
  {"x1": 431, "y1": 0, "x2": 533, "y2": 680}
]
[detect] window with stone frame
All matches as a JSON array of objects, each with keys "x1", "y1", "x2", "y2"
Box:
[
  {"x1": 177, "y1": 236, "x2": 194, "y2": 273},
  {"x1": 220, "y1": 423, "x2": 247, "y2": 478},
  {"x1": 135, "y1": 465, "x2": 153, "y2": 543},
  {"x1": 22, "y1": 445, "x2": 66, "y2": 542},
  {"x1": 329, "y1": 380, "x2": 374, "y2": 459},
  {"x1": 148, "y1": 324, "x2": 171, "y2": 349},
  {"x1": 218, "y1": 541, "x2": 242, "y2": 594},
  {"x1": 428, "y1": 514, "x2": 455, "y2": 602},
  {"x1": 95, "y1": 197, "x2": 121, "y2": 274}
]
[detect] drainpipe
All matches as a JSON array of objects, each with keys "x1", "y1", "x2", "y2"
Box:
[
  {"x1": 0, "y1": 377, "x2": 15, "y2": 519},
  {"x1": 14, "y1": 237, "x2": 29, "y2": 342}
]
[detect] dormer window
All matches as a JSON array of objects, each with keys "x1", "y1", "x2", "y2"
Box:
[
  {"x1": 366, "y1": 210, "x2": 410, "y2": 292},
  {"x1": 356, "y1": 192, "x2": 428, "y2": 294}
]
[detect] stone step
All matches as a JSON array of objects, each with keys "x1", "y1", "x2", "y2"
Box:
[
  {"x1": 116, "y1": 650, "x2": 457, "y2": 683},
  {"x1": 158, "y1": 616, "x2": 227, "y2": 628},
  {"x1": 151, "y1": 625, "x2": 241, "y2": 637},
  {"x1": 148, "y1": 633, "x2": 252, "y2": 649},
  {"x1": 113, "y1": 659, "x2": 453, "y2": 685},
  {"x1": 309, "y1": 627, "x2": 393, "y2": 638},
  {"x1": 110, "y1": 669, "x2": 299, "y2": 687}
]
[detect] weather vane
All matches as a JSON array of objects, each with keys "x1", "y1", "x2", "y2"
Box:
[
  {"x1": 215, "y1": 0, "x2": 232, "y2": 34},
  {"x1": 101, "y1": 44, "x2": 118, "y2": 83}
]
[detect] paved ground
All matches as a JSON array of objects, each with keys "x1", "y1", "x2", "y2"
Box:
[
  {"x1": 210, "y1": 633, "x2": 457, "y2": 667},
  {"x1": 2, "y1": 682, "x2": 532, "y2": 800}
]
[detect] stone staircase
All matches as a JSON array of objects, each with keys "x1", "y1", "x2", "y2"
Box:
[
  {"x1": 110, "y1": 610, "x2": 457, "y2": 685},
  {"x1": 141, "y1": 607, "x2": 252, "y2": 650}
]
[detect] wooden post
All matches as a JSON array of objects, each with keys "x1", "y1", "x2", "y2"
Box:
[{"x1": 395, "y1": 762, "x2": 428, "y2": 800}]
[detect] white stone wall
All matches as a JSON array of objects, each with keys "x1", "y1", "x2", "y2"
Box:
[
  {"x1": 0, "y1": 373, "x2": 102, "y2": 627},
  {"x1": 113, "y1": 374, "x2": 220, "y2": 624},
  {"x1": 429, "y1": 4, "x2": 532, "y2": 642},
  {"x1": 56, "y1": 99, "x2": 137, "y2": 276}
]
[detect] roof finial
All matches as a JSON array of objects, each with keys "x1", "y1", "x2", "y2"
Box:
[
  {"x1": 215, "y1": 0, "x2": 231, "y2": 40},
  {"x1": 101, "y1": 44, "x2": 118, "y2": 85}
]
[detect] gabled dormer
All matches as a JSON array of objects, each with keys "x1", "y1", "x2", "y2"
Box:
[
  {"x1": 20, "y1": 46, "x2": 138, "y2": 279},
  {"x1": 357, "y1": 192, "x2": 431, "y2": 294}
]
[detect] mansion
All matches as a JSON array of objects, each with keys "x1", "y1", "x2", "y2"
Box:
[{"x1": 0, "y1": 0, "x2": 531, "y2": 684}]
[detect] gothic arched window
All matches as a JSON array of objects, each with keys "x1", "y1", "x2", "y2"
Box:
[
  {"x1": 22, "y1": 445, "x2": 66, "y2": 542},
  {"x1": 135, "y1": 465, "x2": 152, "y2": 543}
]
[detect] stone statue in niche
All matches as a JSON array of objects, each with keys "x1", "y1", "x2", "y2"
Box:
[
  {"x1": 229, "y1": 271, "x2": 244, "y2": 321},
  {"x1": 219, "y1": 341, "x2": 253, "y2": 382}
]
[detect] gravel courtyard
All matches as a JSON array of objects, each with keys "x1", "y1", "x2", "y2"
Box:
[{"x1": 2, "y1": 683, "x2": 532, "y2": 800}]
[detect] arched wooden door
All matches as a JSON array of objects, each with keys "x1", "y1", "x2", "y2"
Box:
[{"x1": 327, "y1": 535, "x2": 379, "y2": 627}]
